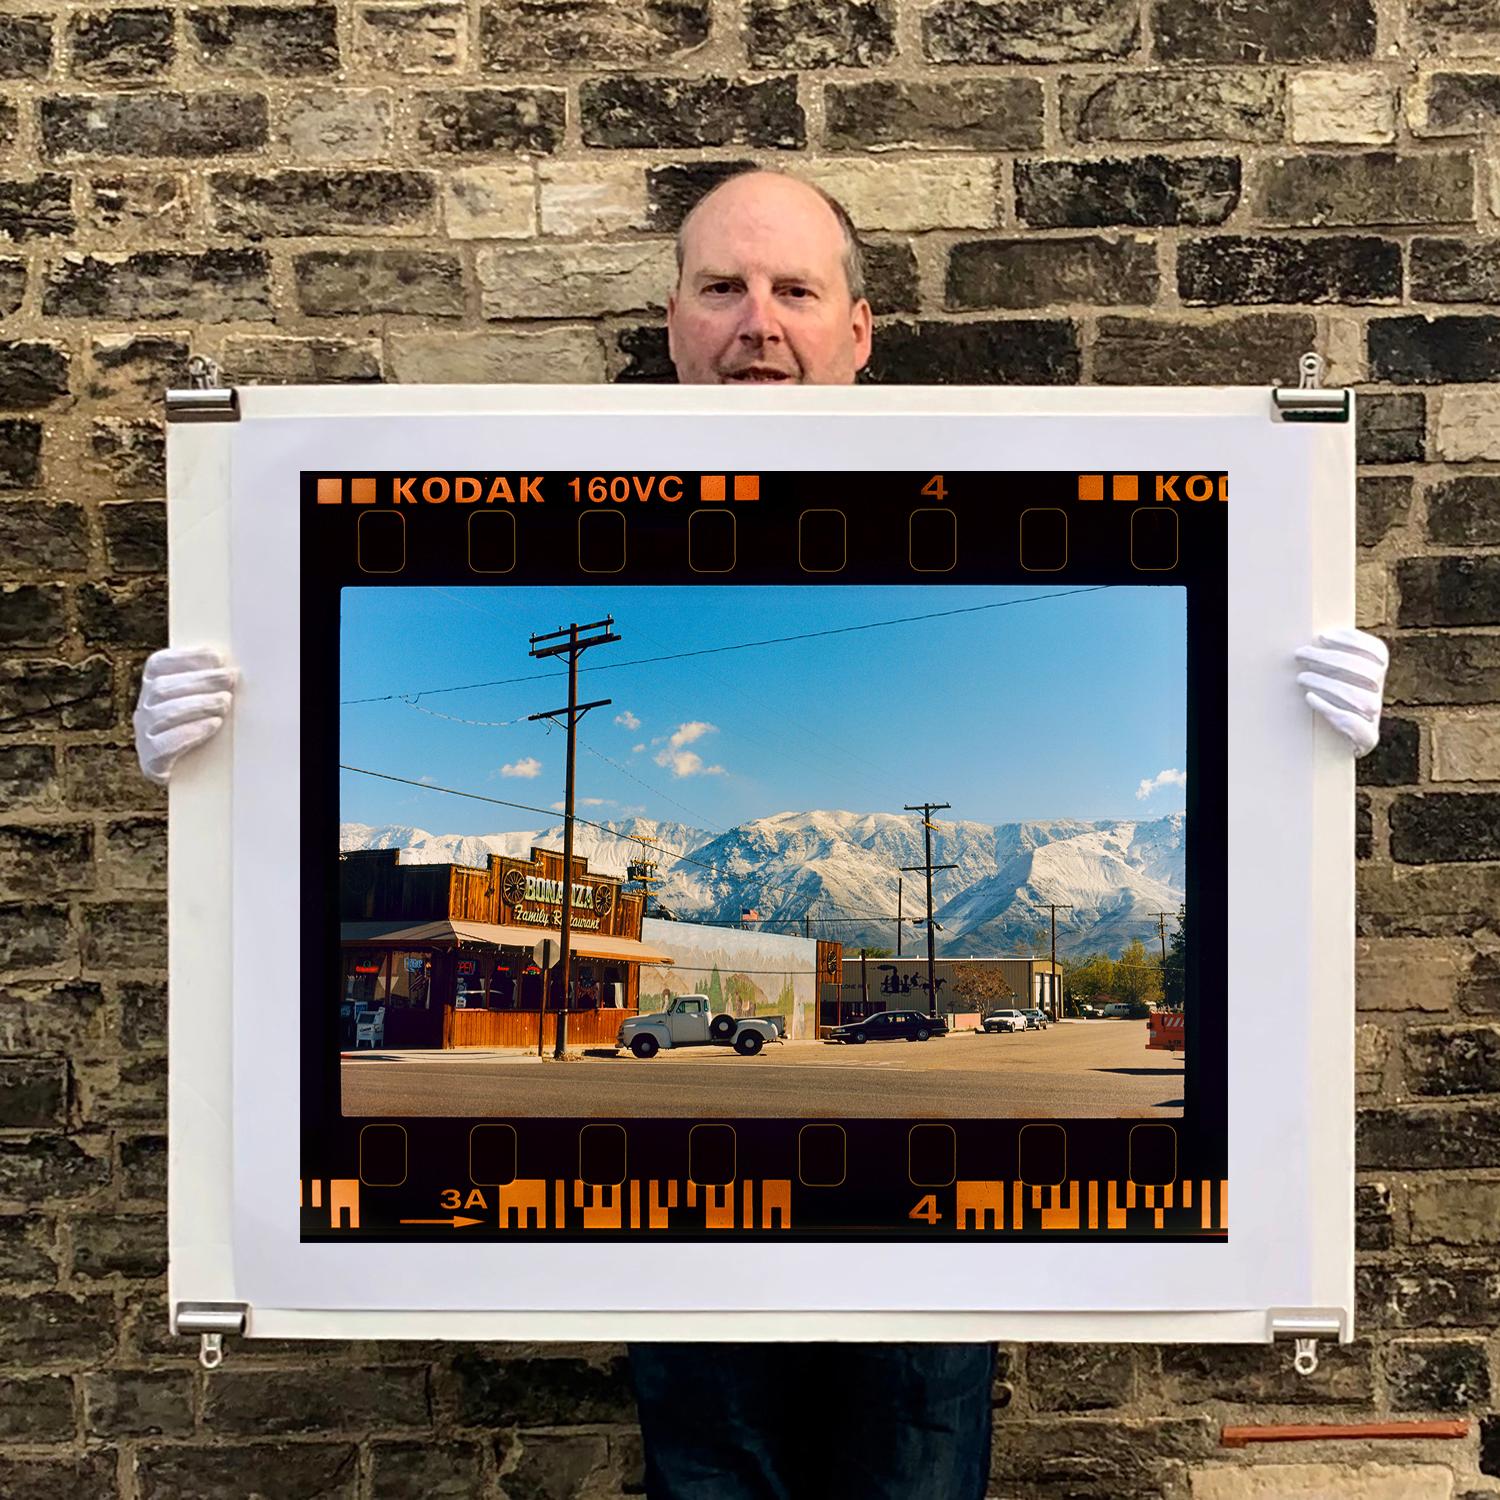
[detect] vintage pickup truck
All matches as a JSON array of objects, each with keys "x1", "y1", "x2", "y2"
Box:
[{"x1": 617, "y1": 995, "x2": 786, "y2": 1059}]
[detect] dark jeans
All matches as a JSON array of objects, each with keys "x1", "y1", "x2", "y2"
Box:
[{"x1": 628, "y1": 1342, "x2": 995, "y2": 1500}]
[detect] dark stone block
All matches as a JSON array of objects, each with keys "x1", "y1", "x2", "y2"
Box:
[
  {"x1": 1485, "y1": 1414, "x2": 1500, "y2": 1477},
  {"x1": 1359, "y1": 1105, "x2": 1500, "y2": 1171},
  {"x1": 203, "y1": 1368, "x2": 433, "y2": 1434},
  {"x1": 1423, "y1": 71, "x2": 1500, "y2": 132},
  {"x1": 1026, "y1": 1344, "x2": 1134, "y2": 1410},
  {"x1": 0, "y1": 657, "x2": 112, "y2": 730},
  {"x1": 1159, "y1": 1341, "x2": 1374, "y2": 1404},
  {"x1": 0, "y1": 583, "x2": 66, "y2": 648},
  {"x1": 1397, "y1": 556, "x2": 1500, "y2": 627},
  {"x1": 0, "y1": 745, "x2": 57, "y2": 810},
  {"x1": 83, "y1": 1371, "x2": 193, "y2": 1437},
  {"x1": 1356, "y1": 716, "x2": 1418, "y2": 787},
  {"x1": 0, "y1": 176, "x2": 77, "y2": 242},
  {"x1": 1093, "y1": 311, "x2": 1316, "y2": 384},
  {"x1": 1428, "y1": 474, "x2": 1500, "y2": 546},
  {"x1": 61, "y1": 744, "x2": 164, "y2": 812},
  {"x1": 119, "y1": 1133, "x2": 166, "y2": 1201},
  {"x1": 133, "y1": 1443, "x2": 360, "y2": 1499},
  {"x1": 1391, "y1": 791, "x2": 1500, "y2": 862},
  {"x1": 80, "y1": 899, "x2": 168, "y2": 970},
  {"x1": 72, "y1": 1215, "x2": 168, "y2": 1279},
  {"x1": 1406, "y1": 1024, "x2": 1500, "y2": 1095},
  {"x1": 1062, "y1": 68, "x2": 1283, "y2": 143},
  {"x1": 0, "y1": 16, "x2": 54, "y2": 79},
  {"x1": 120, "y1": 979, "x2": 168, "y2": 1048},
  {"x1": 0, "y1": 1214, "x2": 59, "y2": 1280},
  {"x1": 1370, "y1": 314, "x2": 1500, "y2": 383},
  {"x1": 1388, "y1": 633, "x2": 1500, "y2": 705},
  {"x1": 1255, "y1": 152, "x2": 1475, "y2": 228},
  {"x1": 413, "y1": 87, "x2": 565, "y2": 155},
  {"x1": 0, "y1": 1377, "x2": 72, "y2": 1441},
  {"x1": 0, "y1": 1060, "x2": 68, "y2": 1129},
  {"x1": 219, "y1": 335, "x2": 382, "y2": 384},
  {"x1": 1357, "y1": 473, "x2": 1412, "y2": 547},
  {"x1": 102, "y1": 502, "x2": 167, "y2": 574},
  {"x1": 84, "y1": 174, "x2": 191, "y2": 236},
  {"x1": 101, "y1": 816, "x2": 167, "y2": 890},
  {"x1": 746, "y1": 0, "x2": 896, "y2": 67},
  {"x1": 0, "y1": 336, "x2": 66, "y2": 411},
  {"x1": 1155, "y1": 0, "x2": 1374, "y2": 60},
  {"x1": 0, "y1": 1134, "x2": 109, "y2": 1202},
  {"x1": 78, "y1": 580, "x2": 167, "y2": 648},
  {"x1": 947, "y1": 235, "x2": 1158, "y2": 309},
  {"x1": 44, "y1": 249, "x2": 272, "y2": 322},
  {"x1": 923, "y1": 0, "x2": 1137, "y2": 61},
  {"x1": 613, "y1": 324, "x2": 674, "y2": 383},
  {"x1": 452, "y1": 1352, "x2": 635, "y2": 1426},
  {"x1": 0, "y1": 417, "x2": 41, "y2": 487},
  {"x1": 1017, "y1": 154, "x2": 1240, "y2": 228},
  {"x1": 863, "y1": 239, "x2": 919, "y2": 315},
  {"x1": 69, "y1": 8, "x2": 175, "y2": 81},
  {"x1": 1359, "y1": 1263, "x2": 1500, "y2": 1328},
  {"x1": 0, "y1": 1292, "x2": 115, "y2": 1364},
  {"x1": 210, "y1": 169, "x2": 437, "y2": 236},
  {"x1": 88, "y1": 418, "x2": 166, "y2": 497},
  {"x1": 186, "y1": 4, "x2": 338, "y2": 75},
  {"x1": 0, "y1": 978, "x2": 108, "y2": 1053},
  {"x1": 369, "y1": 1441, "x2": 487, "y2": 1499},
  {"x1": 987, "y1": 1417, "x2": 1215, "y2": 1494},
  {"x1": 826, "y1": 78, "x2": 1042, "y2": 149},
  {"x1": 480, "y1": 0, "x2": 709, "y2": 70},
  {"x1": 581, "y1": 75, "x2": 805, "y2": 149},
  {"x1": 88, "y1": 336, "x2": 190, "y2": 405},
  {"x1": 0, "y1": 259, "x2": 23, "y2": 316},
  {"x1": 1178, "y1": 234, "x2": 1400, "y2": 304},
  {"x1": 0, "y1": 1455, "x2": 118, "y2": 1500},
  {"x1": 1356, "y1": 391, "x2": 1425, "y2": 463},
  {"x1": 863, "y1": 318, "x2": 1080, "y2": 384},
  {"x1": 1412, "y1": 237, "x2": 1500, "y2": 302},
  {"x1": 1459, "y1": 952, "x2": 1500, "y2": 1017},
  {"x1": 1388, "y1": 1339, "x2": 1492, "y2": 1409},
  {"x1": 294, "y1": 249, "x2": 464, "y2": 317},
  {"x1": 0, "y1": 820, "x2": 92, "y2": 893},
  {"x1": 1356, "y1": 792, "x2": 1372, "y2": 860},
  {"x1": 40, "y1": 91, "x2": 270, "y2": 159},
  {"x1": 645, "y1": 160, "x2": 758, "y2": 231}
]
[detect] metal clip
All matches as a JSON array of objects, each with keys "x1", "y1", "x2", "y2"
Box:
[
  {"x1": 175, "y1": 1302, "x2": 247, "y2": 1369},
  {"x1": 1292, "y1": 1337, "x2": 1319, "y2": 1377},
  {"x1": 166, "y1": 355, "x2": 239, "y2": 422},
  {"x1": 1271, "y1": 349, "x2": 1349, "y2": 423}
]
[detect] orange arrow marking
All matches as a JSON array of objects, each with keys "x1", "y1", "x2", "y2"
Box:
[{"x1": 398, "y1": 1216, "x2": 484, "y2": 1227}]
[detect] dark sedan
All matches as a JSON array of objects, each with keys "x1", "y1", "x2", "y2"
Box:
[{"x1": 827, "y1": 1010, "x2": 948, "y2": 1044}]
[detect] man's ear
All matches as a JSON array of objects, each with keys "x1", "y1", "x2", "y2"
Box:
[
  {"x1": 851, "y1": 298, "x2": 873, "y2": 372},
  {"x1": 666, "y1": 289, "x2": 678, "y2": 366}
]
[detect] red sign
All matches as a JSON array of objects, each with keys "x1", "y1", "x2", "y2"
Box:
[{"x1": 353, "y1": 964, "x2": 380, "y2": 974}]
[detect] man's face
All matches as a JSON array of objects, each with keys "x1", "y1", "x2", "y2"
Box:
[{"x1": 667, "y1": 173, "x2": 873, "y2": 387}]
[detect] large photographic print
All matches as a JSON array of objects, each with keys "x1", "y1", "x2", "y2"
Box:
[
  {"x1": 338, "y1": 583, "x2": 1188, "y2": 1124},
  {"x1": 301, "y1": 466, "x2": 1225, "y2": 1243}
]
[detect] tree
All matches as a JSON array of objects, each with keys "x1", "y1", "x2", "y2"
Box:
[
  {"x1": 859, "y1": 946, "x2": 893, "y2": 959},
  {"x1": 1062, "y1": 954, "x2": 1113, "y2": 1003},
  {"x1": 1112, "y1": 938, "x2": 1162, "y2": 1010},
  {"x1": 1162, "y1": 904, "x2": 1187, "y2": 1010}
]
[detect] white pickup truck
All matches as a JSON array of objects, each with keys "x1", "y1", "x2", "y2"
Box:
[{"x1": 618, "y1": 995, "x2": 786, "y2": 1059}]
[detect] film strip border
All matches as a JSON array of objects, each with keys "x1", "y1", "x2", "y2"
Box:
[{"x1": 300, "y1": 1176, "x2": 1228, "y2": 1236}]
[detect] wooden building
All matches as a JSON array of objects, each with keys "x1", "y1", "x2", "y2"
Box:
[{"x1": 340, "y1": 846, "x2": 674, "y2": 1049}]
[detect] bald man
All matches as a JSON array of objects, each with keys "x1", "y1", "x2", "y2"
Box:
[{"x1": 135, "y1": 168, "x2": 1391, "y2": 1500}]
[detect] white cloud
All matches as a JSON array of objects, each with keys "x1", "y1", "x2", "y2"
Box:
[
  {"x1": 615, "y1": 710, "x2": 641, "y2": 730},
  {"x1": 579, "y1": 797, "x2": 610, "y2": 807},
  {"x1": 654, "y1": 721, "x2": 724, "y2": 778},
  {"x1": 669, "y1": 721, "x2": 714, "y2": 747},
  {"x1": 632, "y1": 743, "x2": 646, "y2": 754},
  {"x1": 501, "y1": 757, "x2": 543, "y2": 779},
  {"x1": 1136, "y1": 768, "x2": 1187, "y2": 800}
]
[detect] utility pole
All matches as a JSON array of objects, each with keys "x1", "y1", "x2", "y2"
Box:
[
  {"x1": 1149, "y1": 911, "x2": 1175, "y2": 1010},
  {"x1": 528, "y1": 616, "x2": 620, "y2": 1059},
  {"x1": 1042, "y1": 903, "x2": 1072, "y2": 1018},
  {"x1": 896, "y1": 876, "x2": 903, "y2": 957},
  {"x1": 902, "y1": 802, "x2": 955, "y2": 1020}
]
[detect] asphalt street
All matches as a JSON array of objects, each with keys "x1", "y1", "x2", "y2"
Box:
[{"x1": 341, "y1": 1020, "x2": 1183, "y2": 1119}]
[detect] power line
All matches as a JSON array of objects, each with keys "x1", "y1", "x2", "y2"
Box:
[{"x1": 339, "y1": 587, "x2": 1112, "y2": 705}]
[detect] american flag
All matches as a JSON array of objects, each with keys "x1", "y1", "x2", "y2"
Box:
[{"x1": 740, "y1": 908, "x2": 760, "y2": 927}]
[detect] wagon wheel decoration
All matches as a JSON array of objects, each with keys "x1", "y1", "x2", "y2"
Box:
[
  {"x1": 596, "y1": 884, "x2": 614, "y2": 918},
  {"x1": 502, "y1": 870, "x2": 526, "y2": 908}
]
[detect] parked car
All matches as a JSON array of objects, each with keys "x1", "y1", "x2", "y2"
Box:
[
  {"x1": 981, "y1": 1009, "x2": 1029, "y2": 1034},
  {"x1": 827, "y1": 1009, "x2": 948, "y2": 1044},
  {"x1": 617, "y1": 995, "x2": 785, "y2": 1058},
  {"x1": 1100, "y1": 1002, "x2": 1134, "y2": 1018},
  {"x1": 1021, "y1": 1009, "x2": 1049, "y2": 1030},
  {"x1": 1075, "y1": 1003, "x2": 1098, "y2": 1019}
]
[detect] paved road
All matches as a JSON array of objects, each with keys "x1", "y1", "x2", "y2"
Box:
[{"x1": 341, "y1": 1021, "x2": 1183, "y2": 1118}]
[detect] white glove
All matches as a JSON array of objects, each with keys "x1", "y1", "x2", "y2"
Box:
[
  {"x1": 133, "y1": 647, "x2": 237, "y2": 786},
  {"x1": 1295, "y1": 626, "x2": 1387, "y2": 758}
]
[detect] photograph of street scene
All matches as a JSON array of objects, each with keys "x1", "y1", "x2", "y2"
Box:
[{"x1": 337, "y1": 583, "x2": 1190, "y2": 1119}]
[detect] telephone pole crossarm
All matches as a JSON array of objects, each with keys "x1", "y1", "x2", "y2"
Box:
[{"x1": 902, "y1": 801, "x2": 953, "y2": 1022}]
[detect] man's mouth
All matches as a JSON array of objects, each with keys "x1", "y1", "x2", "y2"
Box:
[{"x1": 722, "y1": 367, "x2": 797, "y2": 382}]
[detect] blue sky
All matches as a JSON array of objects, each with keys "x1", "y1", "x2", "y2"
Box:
[{"x1": 339, "y1": 584, "x2": 1187, "y2": 835}]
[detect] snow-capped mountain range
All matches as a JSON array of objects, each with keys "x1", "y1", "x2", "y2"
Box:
[{"x1": 339, "y1": 810, "x2": 1185, "y2": 959}]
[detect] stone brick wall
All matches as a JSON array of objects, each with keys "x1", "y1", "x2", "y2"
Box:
[{"x1": 1, "y1": 0, "x2": 1498, "y2": 1493}]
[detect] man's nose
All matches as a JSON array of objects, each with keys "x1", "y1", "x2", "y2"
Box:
[{"x1": 736, "y1": 287, "x2": 782, "y2": 342}]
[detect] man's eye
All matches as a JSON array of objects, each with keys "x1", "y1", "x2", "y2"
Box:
[
  {"x1": 783, "y1": 286, "x2": 812, "y2": 298},
  {"x1": 705, "y1": 282, "x2": 736, "y2": 294}
]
